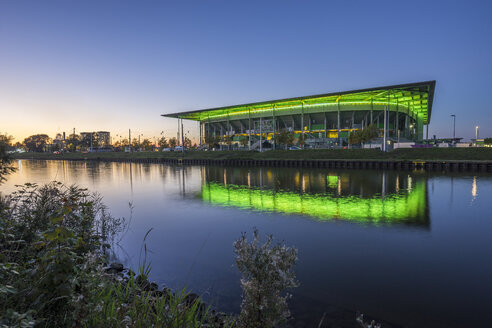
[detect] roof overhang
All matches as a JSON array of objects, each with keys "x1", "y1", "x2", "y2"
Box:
[{"x1": 162, "y1": 81, "x2": 436, "y2": 125}]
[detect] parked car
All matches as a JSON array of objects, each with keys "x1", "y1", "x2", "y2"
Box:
[
  {"x1": 288, "y1": 146, "x2": 301, "y2": 150},
  {"x1": 161, "y1": 147, "x2": 172, "y2": 152},
  {"x1": 174, "y1": 146, "x2": 185, "y2": 151}
]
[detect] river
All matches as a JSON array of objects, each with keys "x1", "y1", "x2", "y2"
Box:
[{"x1": 2, "y1": 160, "x2": 491, "y2": 327}]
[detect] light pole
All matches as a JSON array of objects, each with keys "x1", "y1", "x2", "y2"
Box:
[
  {"x1": 475, "y1": 125, "x2": 479, "y2": 140},
  {"x1": 129, "y1": 129, "x2": 132, "y2": 153},
  {"x1": 451, "y1": 114, "x2": 456, "y2": 143}
]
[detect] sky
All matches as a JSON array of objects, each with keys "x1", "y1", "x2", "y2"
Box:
[{"x1": 1, "y1": 0, "x2": 491, "y2": 143}]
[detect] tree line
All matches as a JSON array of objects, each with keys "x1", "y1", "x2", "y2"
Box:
[{"x1": 0, "y1": 133, "x2": 196, "y2": 153}]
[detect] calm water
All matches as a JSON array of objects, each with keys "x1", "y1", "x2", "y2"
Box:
[{"x1": 2, "y1": 160, "x2": 492, "y2": 327}]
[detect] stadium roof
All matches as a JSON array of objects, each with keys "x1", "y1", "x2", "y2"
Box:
[{"x1": 162, "y1": 81, "x2": 436, "y2": 124}]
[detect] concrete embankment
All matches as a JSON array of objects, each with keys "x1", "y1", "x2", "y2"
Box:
[{"x1": 18, "y1": 155, "x2": 492, "y2": 172}]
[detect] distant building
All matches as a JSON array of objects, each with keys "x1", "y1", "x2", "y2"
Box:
[
  {"x1": 471, "y1": 138, "x2": 485, "y2": 147},
  {"x1": 95, "y1": 131, "x2": 111, "y2": 147},
  {"x1": 80, "y1": 131, "x2": 111, "y2": 149}
]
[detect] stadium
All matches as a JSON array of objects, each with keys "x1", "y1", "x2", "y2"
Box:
[{"x1": 162, "y1": 81, "x2": 435, "y2": 149}]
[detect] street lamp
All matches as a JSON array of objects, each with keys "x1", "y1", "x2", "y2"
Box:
[{"x1": 451, "y1": 114, "x2": 456, "y2": 143}]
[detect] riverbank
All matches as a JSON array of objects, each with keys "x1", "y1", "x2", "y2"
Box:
[
  {"x1": 13, "y1": 148, "x2": 492, "y2": 172},
  {"x1": 13, "y1": 148, "x2": 492, "y2": 161}
]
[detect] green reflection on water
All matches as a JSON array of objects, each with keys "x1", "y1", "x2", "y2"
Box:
[{"x1": 201, "y1": 179, "x2": 427, "y2": 225}]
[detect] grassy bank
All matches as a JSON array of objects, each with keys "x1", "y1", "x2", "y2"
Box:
[{"x1": 12, "y1": 147, "x2": 492, "y2": 162}]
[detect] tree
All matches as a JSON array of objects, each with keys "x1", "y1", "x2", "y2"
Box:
[
  {"x1": 484, "y1": 138, "x2": 492, "y2": 145},
  {"x1": 275, "y1": 129, "x2": 295, "y2": 149},
  {"x1": 297, "y1": 134, "x2": 305, "y2": 148},
  {"x1": 0, "y1": 133, "x2": 13, "y2": 150},
  {"x1": 360, "y1": 124, "x2": 380, "y2": 144},
  {"x1": 0, "y1": 133, "x2": 16, "y2": 183},
  {"x1": 158, "y1": 136, "x2": 169, "y2": 149},
  {"x1": 234, "y1": 229, "x2": 298, "y2": 328},
  {"x1": 275, "y1": 129, "x2": 288, "y2": 149},
  {"x1": 23, "y1": 134, "x2": 52, "y2": 152},
  {"x1": 184, "y1": 136, "x2": 192, "y2": 149},
  {"x1": 66, "y1": 134, "x2": 81, "y2": 152},
  {"x1": 287, "y1": 131, "x2": 295, "y2": 147},
  {"x1": 169, "y1": 137, "x2": 177, "y2": 148},
  {"x1": 348, "y1": 125, "x2": 380, "y2": 146},
  {"x1": 348, "y1": 131, "x2": 361, "y2": 146},
  {"x1": 239, "y1": 137, "x2": 249, "y2": 148},
  {"x1": 205, "y1": 135, "x2": 219, "y2": 149},
  {"x1": 13, "y1": 141, "x2": 23, "y2": 151},
  {"x1": 131, "y1": 138, "x2": 141, "y2": 150},
  {"x1": 113, "y1": 139, "x2": 129, "y2": 151},
  {"x1": 140, "y1": 138, "x2": 153, "y2": 151},
  {"x1": 52, "y1": 143, "x2": 61, "y2": 151}
]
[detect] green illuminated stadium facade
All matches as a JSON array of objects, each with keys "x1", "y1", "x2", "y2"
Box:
[{"x1": 163, "y1": 81, "x2": 435, "y2": 148}]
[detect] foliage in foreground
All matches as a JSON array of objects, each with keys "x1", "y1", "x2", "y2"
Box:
[
  {"x1": 234, "y1": 228, "x2": 298, "y2": 328},
  {"x1": 0, "y1": 182, "x2": 223, "y2": 327}
]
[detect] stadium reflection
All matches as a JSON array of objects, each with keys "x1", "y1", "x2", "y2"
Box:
[{"x1": 200, "y1": 167, "x2": 429, "y2": 226}]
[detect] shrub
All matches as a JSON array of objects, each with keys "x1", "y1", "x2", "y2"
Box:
[
  {"x1": 234, "y1": 228, "x2": 298, "y2": 328},
  {"x1": 0, "y1": 182, "x2": 120, "y2": 327}
]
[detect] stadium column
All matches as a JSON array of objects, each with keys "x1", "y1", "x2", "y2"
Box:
[
  {"x1": 396, "y1": 99, "x2": 399, "y2": 139},
  {"x1": 273, "y1": 105, "x2": 276, "y2": 150},
  {"x1": 248, "y1": 109, "x2": 251, "y2": 150},
  {"x1": 220, "y1": 125, "x2": 223, "y2": 150},
  {"x1": 260, "y1": 117, "x2": 263, "y2": 152},
  {"x1": 404, "y1": 114, "x2": 408, "y2": 139},
  {"x1": 406, "y1": 101, "x2": 410, "y2": 138},
  {"x1": 230, "y1": 117, "x2": 233, "y2": 149},
  {"x1": 202, "y1": 121, "x2": 205, "y2": 146},
  {"x1": 301, "y1": 101, "x2": 304, "y2": 141},
  {"x1": 324, "y1": 113, "x2": 327, "y2": 139},
  {"x1": 207, "y1": 117, "x2": 210, "y2": 145},
  {"x1": 308, "y1": 114, "x2": 311, "y2": 137},
  {"x1": 387, "y1": 90, "x2": 391, "y2": 141},
  {"x1": 337, "y1": 96, "x2": 341, "y2": 146},
  {"x1": 370, "y1": 99, "x2": 373, "y2": 125},
  {"x1": 238, "y1": 120, "x2": 243, "y2": 134},
  {"x1": 417, "y1": 113, "x2": 424, "y2": 141}
]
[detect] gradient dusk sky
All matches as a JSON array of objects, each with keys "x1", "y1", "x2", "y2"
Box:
[{"x1": 1, "y1": 0, "x2": 491, "y2": 142}]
